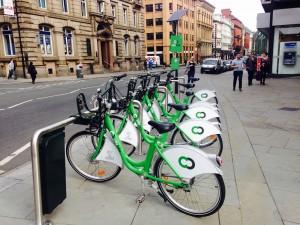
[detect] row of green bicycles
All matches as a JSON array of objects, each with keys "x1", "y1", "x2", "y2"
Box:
[{"x1": 66, "y1": 71, "x2": 226, "y2": 217}]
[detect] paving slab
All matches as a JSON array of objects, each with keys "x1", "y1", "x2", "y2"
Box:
[
  {"x1": 219, "y1": 205, "x2": 242, "y2": 225},
  {"x1": 0, "y1": 216, "x2": 32, "y2": 225}
]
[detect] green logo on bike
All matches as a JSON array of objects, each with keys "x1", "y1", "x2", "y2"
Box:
[
  {"x1": 196, "y1": 112, "x2": 206, "y2": 119},
  {"x1": 178, "y1": 156, "x2": 195, "y2": 170},
  {"x1": 192, "y1": 126, "x2": 204, "y2": 135},
  {"x1": 201, "y1": 93, "x2": 208, "y2": 98}
]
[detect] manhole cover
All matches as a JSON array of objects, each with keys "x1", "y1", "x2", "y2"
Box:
[{"x1": 278, "y1": 107, "x2": 300, "y2": 111}]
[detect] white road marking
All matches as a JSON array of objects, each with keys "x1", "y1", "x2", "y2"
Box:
[
  {"x1": 8, "y1": 100, "x2": 33, "y2": 109},
  {"x1": 81, "y1": 85, "x2": 100, "y2": 90},
  {"x1": 0, "y1": 109, "x2": 5, "y2": 111},
  {"x1": 36, "y1": 89, "x2": 80, "y2": 100},
  {"x1": 0, "y1": 142, "x2": 31, "y2": 167},
  {"x1": 0, "y1": 170, "x2": 5, "y2": 175},
  {"x1": 70, "y1": 89, "x2": 80, "y2": 93}
]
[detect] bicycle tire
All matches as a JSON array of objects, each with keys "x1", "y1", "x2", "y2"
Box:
[
  {"x1": 154, "y1": 157, "x2": 225, "y2": 217},
  {"x1": 66, "y1": 131, "x2": 121, "y2": 182},
  {"x1": 170, "y1": 128, "x2": 223, "y2": 156}
]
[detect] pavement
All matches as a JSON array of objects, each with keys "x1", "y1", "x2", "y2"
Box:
[{"x1": 0, "y1": 70, "x2": 300, "y2": 225}]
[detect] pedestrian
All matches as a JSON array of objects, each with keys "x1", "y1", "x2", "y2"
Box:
[
  {"x1": 260, "y1": 52, "x2": 269, "y2": 85},
  {"x1": 28, "y1": 62, "x2": 37, "y2": 84},
  {"x1": 245, "y1": 53, "x2": 257, "y2": 86},
  {"x1": 231, "y1": 52, "x2": 246, "y2": 91},
  {"x1": 7, "y1": 59, "x2": 15, "y2": 79},
  {"x1": 186, "y1": 56, "x2": 196, "y2": 83},
  {"x1": 143, "y1": 60, "x2": 147, "y2": 72},
  {"x1": 149, "y1": 59, "x2": 153, "y2": 71}
]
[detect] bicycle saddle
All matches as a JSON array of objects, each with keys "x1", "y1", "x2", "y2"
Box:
[
  {"x1": 178, "y1": 83, "x2": 195, "y2": 88},
  {"x1": 148, "y1": 121, "x2": 175, "y2": 134},
  {"x1": 190, "y1": 77, "x2": 200, "y2": 82},
  {"x1": 168, "y1": 103, "x2": 188, "y2": 111},
  {"x1": 185, "y1": 91, "x2": 194, "y2": 96}
]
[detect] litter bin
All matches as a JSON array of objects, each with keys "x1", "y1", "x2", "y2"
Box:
[
  {"x1": 39, "y1": 128, "x2": 66, "y2": 214},
  {"x1": 76, "y1": 64, "x2": 83, "y2": 78}
]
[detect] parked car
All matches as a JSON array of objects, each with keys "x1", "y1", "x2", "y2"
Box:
[
  {"x1": 220, "y1": 61, "x2": 228, "y2": 72},
  {"x1": 224, "y1": 60, "x2": 232, "y2": 71},
  {"x1": 200, "y1": 58, "x2": 222, "y2": 74}
]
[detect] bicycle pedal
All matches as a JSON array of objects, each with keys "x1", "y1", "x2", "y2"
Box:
[{"x1": 136, "y1": 194, "x2": 146, "y2": 203}]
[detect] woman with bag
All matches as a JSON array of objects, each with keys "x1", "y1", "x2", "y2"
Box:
[
  {"x1": 186, "y1": 56, "x2": 196, "y2": 83},
  {"x1": 28, "y1": 62, "x2": 37, "y2": 84},
  {"x1": 260, "y1": 52, "x2": 269, "y2": 85}
]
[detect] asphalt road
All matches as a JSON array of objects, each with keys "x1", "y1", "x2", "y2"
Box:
[{"x1": 0, "y1": 76, "x2": 131, "y2": 173}]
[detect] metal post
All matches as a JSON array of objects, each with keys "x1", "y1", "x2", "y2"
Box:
[
  {"x1": 175, "y1": 20, "x2": 179, "y2": 94},
  {"x1": 132, "y1": 100, "x2": 143, "y2": 155},
  {"x1": 15, "y1": 0, "x2": 26, "y2": 78},
  {"x1": 157, "y1": 86, "x2": 168, "y2": 109},
  {"x1": 31, "y1": 117, "x2": 75, "y2": 225}
]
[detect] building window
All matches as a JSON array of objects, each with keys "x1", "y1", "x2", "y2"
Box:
[
  {"x1": 123, "y1": 8, "x2": 127, "y2": 25},
  {"x1": 38, "y1": 0, "x2": 46, "y2": 8},
  {"x1": 147, "y1": 46, "x2": 154, "y2": 52},
  {"x1": 62, "y1": 0, "x2": 68, "y2": 12},
  {"x1": 147, "y1": 33, "x2": 154, "y2": 40},
  {"x1": 39, "y1": 26, "x2": 52, "y2": 56},
  {"x1": 134, "y1": 37, "x2": 139, "y2": 55},
  {"x1": 124, "y1": 36, "x2": 129, "y2": 56},
  {"x1": 155, "y1": 18, "x2": 163, "y2": 26},
  {"x1": 0, "y1": 0, "x2": 3, "y2": 7},
  {"x1": 133, "y1": 12, "x2": 137, "y2": 27},
  {"x1": 191, "y1": 35, "x2": 194, "y2": 42},
  {"x1": 146, "y1": 19, "x2": 153, "y2": 26},
  {"x1": 186, "y1": 34, "x2": 188, "y2": 41},
  {"x1": 114, "y1": 40, "x2": 119, "y2": 56},
  {"x1": 145, "y1": 4, "x2": 153, "y2": 12},
  {"x1": 111, "y1": 5, "x2": 116, "y2": 17},
  {"x1": 156, "y1": 32, "x2": 163, "y2": 40},
  {"x1": 86, "y1": 38, "x2": 91, "y2": 56},
  {"x1": 81, "y1": 0, "x2": 87, "y2": 17},
  {"x1": 156, "y1": 46, "x2": 163, "y2": 51},
  {"x1": 155, "y1": 3, "x2": 162, "y2": 11},
  {"x1": 63, "y1": 28, "x2": 73, "y2": 55},
  {"x1": 2, "y1": 25, "x2": 15, "y2": 56},
  {"x1": 169, "y1": 3, "x2": 172, "y2": 10},
  {"x1": 97, "y1": 0, "x2": 104, "y2": 13}
]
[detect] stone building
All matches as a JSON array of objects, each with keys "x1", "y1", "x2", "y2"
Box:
[{"x1": 0, "y1": 0, "x2": 145, "y2": 78}]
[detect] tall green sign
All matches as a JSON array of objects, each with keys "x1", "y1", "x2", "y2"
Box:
[
  {"x1": 170, "y1": 35, "x2": 182, "y2": 53},
  {"x1": 171, "y1": 58, "x2": 180, "y2": 70}
]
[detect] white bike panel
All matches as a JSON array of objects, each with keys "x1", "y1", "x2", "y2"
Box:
[
  {"x1": 185, "y1": 107, "x2": 220, "y2": 121},
  {"x1": 118, "y1": 119, "x2": 139, "y2": 148},
  {"x1": 143, "y1": 107, "x2": 152, "y2": 133},
  {"x1": 189, "y1": 102, "x2": 218, "y2": 112},
  {"x1": 178, "y1": 119, "x2": 221, "y2": 142},
  {"x1": 163, "y1": 145, "x2": 222, "y2": 178},
  {"x1": 194, "y1": 90, "x2": 216, "y2": 102},
  {"x1": 95, "y1": 135, "x2": 123, "y2": 168},
  {"x1": 162, "y1": 92, "x2": 174, "y2": 105}
]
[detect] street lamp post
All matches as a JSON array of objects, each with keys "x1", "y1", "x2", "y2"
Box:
[{"x1": 15, "y1": 0, "x2": 26, "y2": 78}]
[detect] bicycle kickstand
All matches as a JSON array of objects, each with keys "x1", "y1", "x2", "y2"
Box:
[{"x1": 136, "y1": 175, "x2": 146, "y2": 203}]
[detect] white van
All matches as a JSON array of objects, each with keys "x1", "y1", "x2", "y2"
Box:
[{"x1": 145, "y1": 56, "x2": 160, "y2": 67}]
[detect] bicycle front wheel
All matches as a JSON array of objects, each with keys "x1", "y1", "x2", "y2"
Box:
[
  {"x1": 66, "y1": 131, "x2": 121, "y2": 182},
  {"x1": 154, "y1": 157, "x2": 225, "y2": 217}
]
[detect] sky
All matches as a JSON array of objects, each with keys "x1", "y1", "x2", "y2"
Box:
[{"x1": 206, "y1": 0, "x2": 265, "y2": 31}]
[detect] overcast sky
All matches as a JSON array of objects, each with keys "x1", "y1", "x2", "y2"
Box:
[{"x1": 206, "y1": 0, "x2": 265, "y2": 31}]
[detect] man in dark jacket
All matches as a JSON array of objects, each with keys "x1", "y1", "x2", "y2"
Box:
[{"x1": 245, "y1": 53, "x2": 257, "y2": 86}]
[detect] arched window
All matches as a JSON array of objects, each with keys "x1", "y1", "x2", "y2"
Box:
[
  {"x1": 63, "y1": 28, "x2": 73, "y2": 55},
  {"x1": 39, "y1": 26, "x2": 53, "y2": 55},
  {"x1": 134, "y1": 36, "x2": 139, "y2": 56},
  {"x1": 2, "y1": 25, "x2": 15, "y2": 56},
  {"x1": 124, "y1": 36, "x2": 129, "y2": 56}
]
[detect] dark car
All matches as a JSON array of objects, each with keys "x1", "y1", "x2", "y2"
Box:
[
  {"x1": 220, "y1": 61, "x2": 228, "y2": 72},
  {"x1": 224, "y1": 60, "x2": 232, "y2": 71},
  {"x1": 200, "y1": 58, "x2": 222, "y2": 74}
]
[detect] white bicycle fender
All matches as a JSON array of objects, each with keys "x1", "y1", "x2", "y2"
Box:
[
  {"x1": 118, "y1": 119, "x2": 139, "y2": 148},
  {"x1": 189, "y1": 102, "x2": 218, "y2": 112},
  {"x1": 143, "y1": 107, "x2": 152, "y2": 133},
  {"x1": 178, "y1": 119, "x2": 221, "y2": 142},
  {"x1": 95, "y1": 134, "x2": 123, "y2": 168},
  {"x1": 162, "y1": 92, "x2": 174, "y2": 105},
  {"x1": 194, "y1": 90, "x2": 216, "y2": 102},
  {"x1": 162, "y1": 145, "x2": 223, "y2": 178},
  {"x1": 184, "y1": 107, "x2": 220, "y2": 121}
]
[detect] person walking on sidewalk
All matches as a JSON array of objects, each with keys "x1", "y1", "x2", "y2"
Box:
[
  {"x1": 260, "y1": 52, "x2": 269, "y2": 85},
  {"x1": 149, "y1": 59, "x2": 153, "y2": 71},
  {"x1": 186, "y1": 56, "x2": 196, "y2": 83},
  {"x1": 246, "y1": 53, "x2": 257, "y2": 86},
  {"x1": 231, "y1": 52, "x2": 246, "y2": 91},
  {"x1": 28, "y1": 62, "x2": 37, "y2": 84},
  {"x1": 7, "y1": 59, "x2": 15, "y2": 79}
]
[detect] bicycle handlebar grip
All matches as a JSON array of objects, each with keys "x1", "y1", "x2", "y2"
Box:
[{"x1": 116, "y1": 73, "x2": 127, "y2": 81}]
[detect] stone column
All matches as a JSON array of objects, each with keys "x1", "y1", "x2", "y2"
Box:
[{"x1": 109, "y1": 40, "x2": 113, "y2": 72}]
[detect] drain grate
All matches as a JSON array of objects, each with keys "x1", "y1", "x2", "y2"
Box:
[{"x1": 278, "y1": 107, "x2": 300, "y2": 111}]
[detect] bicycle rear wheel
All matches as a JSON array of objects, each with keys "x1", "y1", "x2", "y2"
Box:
[
  {"x1": 154, "y1": 157, "x2": 225, "y2": 217},
  {"x1": 66, "y1": 131, "x2": 121, "y2": 182}
]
